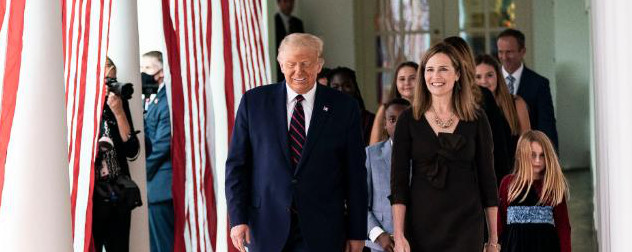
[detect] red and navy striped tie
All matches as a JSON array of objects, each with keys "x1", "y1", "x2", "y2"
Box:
[{"x1": 289, "y1": 95, "x2": 306, "y2": 168}]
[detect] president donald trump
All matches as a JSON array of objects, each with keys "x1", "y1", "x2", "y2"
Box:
[{"x1": 225, "y1": 33, "x2": 367, "y2": 252}]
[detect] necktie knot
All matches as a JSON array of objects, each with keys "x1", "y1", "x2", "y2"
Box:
[{"x1": 295, "y1": 95, "x2": 305, "y2": 103}]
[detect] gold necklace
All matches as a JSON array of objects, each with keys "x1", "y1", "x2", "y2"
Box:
[{"x1": 432, "y1": 107, "x2": 455, "y2": 129}]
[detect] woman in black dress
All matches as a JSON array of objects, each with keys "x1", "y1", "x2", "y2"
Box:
[{"x1": 390, "y1": 42, "x2": 500, "y2": 252}]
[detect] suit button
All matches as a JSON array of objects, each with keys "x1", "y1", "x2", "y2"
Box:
[{"x1": 291, "y1": 179, "x2": 298, "y2": 184}]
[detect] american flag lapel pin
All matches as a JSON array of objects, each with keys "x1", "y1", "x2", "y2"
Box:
[{"x1": 323, "y1": 106, "x2": 329, "y2": 112}]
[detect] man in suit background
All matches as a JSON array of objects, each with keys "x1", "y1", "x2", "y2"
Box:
[
  {"x1": 497, "y1": 28, "x2": 559, "y2": 149},
  {"x1": 275, "y1": 0, "x2": 304, "y2": 82},
  {"x1": 226, "y1": 33, "x2": 367, "y2": 252},
  {"x1": 142, "y1": 51, "x2": 174, "y2": 252},
  {"x1": 365, "y1": 98, "x2": 410, "y2": 252}
]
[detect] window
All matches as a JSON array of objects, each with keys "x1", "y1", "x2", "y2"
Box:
[
  {"x1": 375, "y1": 0, "x2": 431, "y2": 103},
  {"x1": 459, "y1": 0, "x2": 516, "y2": 56}
]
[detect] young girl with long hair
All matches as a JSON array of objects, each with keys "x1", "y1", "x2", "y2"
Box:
[{"x1": 498, "y1": 130, "x2": 571, "y2": 252}]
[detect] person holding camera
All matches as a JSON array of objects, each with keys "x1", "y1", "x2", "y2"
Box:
[{"x1": 92, "y1": 57, "x2": 140, "y2": 252}]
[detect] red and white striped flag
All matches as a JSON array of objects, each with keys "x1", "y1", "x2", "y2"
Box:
[
  {"x1": 0, "y1": 0, "x2": 72, "y2": 250},
  {"x1": 62, "y1": 0, "x2": 112, "y2": 251},
  {"x1": 160, "y1": 0, "x2": 269, "y2": 251}
]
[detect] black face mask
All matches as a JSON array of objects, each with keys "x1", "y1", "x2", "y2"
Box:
[{"x1": 141, "y1": 72, "x2": 159, "y2": 95}]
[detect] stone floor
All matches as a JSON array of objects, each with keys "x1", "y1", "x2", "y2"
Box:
[{"x1": 565, "y1": 168, "x2": 598, "y2": 251}]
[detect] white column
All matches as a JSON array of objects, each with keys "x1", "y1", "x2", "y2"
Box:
[
  {"x1": 0, "y1": 0, "x2": 72, "y2": 250},
  {"x1": 109, "y1": 0, "x2": 150, "y2": 251},
  {"x1": 591, "y1": 1, "x2": 632, "y2": 251}
]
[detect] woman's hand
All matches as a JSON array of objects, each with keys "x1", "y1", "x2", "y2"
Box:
[
  {"x1": 106, "y1": 91, "x2": 132, "y2": 142},
  {"x1": 393, "y1": 234, "x2": 410, "y2": 252},
  {"x1": 107, "y1": 92, "x2": 125, "y2": 117},
  {"x1": 483, "y1": 242, "x2": 501, "y2": 252}
]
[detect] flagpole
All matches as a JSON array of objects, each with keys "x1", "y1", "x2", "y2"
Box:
[
  {"x1": 109, "y1": 0, "x2": 150, "y2": 251},
  {"x1": 0, "y1": 0, "x2": 72, "y2": 250}
]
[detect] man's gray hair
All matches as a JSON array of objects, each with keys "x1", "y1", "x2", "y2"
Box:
[{"x1": 277, "y1": 33, "x2": 324, "y2": 61}]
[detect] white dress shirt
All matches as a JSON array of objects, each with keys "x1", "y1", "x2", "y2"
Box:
[
  {"x1": 286, "y1": 83, "x2": 317, "y2": 133},
  {"x1": 502, "y1": 63, "x2": 524, "y2": 95}
]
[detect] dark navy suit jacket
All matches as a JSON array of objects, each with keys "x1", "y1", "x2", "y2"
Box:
[
  {"x1": 225, "y1": 82, "x2": 368, "y2": 251},
  {"x1": 517, "y1": 67, "x2": 559, "y2": 149},
  {"x1": 144, "y1": 87, "x2": 172, "y2": 204}
]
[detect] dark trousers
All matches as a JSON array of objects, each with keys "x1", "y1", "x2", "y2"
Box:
[
  {"x1": 93, "y1": 200, "x2": 131, "y2": 252},
  {"x1": 149, "y1": 200, "x2": 175, "y2": 252}
]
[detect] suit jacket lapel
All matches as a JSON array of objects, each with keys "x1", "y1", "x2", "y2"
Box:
[
  {"x1": 517, "y1": 67, "x2": 532, "y2": 97},
  {"x1": 274, "y1": 82, "x2": 292, "y2": 169},
  {"x1": 147, "y1": 88, "x2": 165, "y2": 116},
  {"x1": 296, "y1": 85, "x2": 331, "y2": 175}
]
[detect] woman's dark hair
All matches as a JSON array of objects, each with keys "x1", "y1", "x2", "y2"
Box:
[
  {"x1": 387, "y1": 61, "x2": 419, "y2": 102},
  {"x1": 327, "y1": 66, "x2": 366, "y2": 110}
]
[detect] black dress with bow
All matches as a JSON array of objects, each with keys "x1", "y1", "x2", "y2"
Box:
[{"x1": 390, "y1": 109, "x2": 498, "y2": 251}]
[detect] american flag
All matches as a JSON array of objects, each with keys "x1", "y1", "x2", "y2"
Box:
[
  {"x1": 62, "y1": 0, "x2": 112, "y2": 251},
  {"x1": 0, "y1": 0, "x2": 72, "y2": 250},
  {"x1": 0, "y1": 0, "x2": 26, "y2": 205},
  {"x1": 161, "y1": 0, "x2": 269, "y2": 251}
]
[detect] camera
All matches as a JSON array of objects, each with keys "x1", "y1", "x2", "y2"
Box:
[{"x1": 106, "y1": 77, "x2": 134, "y2": 100}]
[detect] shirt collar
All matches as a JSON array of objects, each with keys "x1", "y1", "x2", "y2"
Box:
[
  {"x1": 502, "y1": 63, "x2": 524, "y2": 80},
  {"x1": 286, "y1": 82, "x2": 317, "y2": 106}
]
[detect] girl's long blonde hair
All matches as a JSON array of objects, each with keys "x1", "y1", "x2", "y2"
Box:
[
  {"x1": 508, "y1": 130, "x2": 569, "y2": 206},
  {"x1": 475, "y1": 54, "x2": 521, "y2": 135}
]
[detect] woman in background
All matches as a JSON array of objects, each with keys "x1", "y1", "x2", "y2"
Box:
[
  {"x1": 476, "y1": 54, "x2": 531, "y2": 161},
  {"x1": 92, "y1": 57, "x2": 140, "y2": 252},
  {"x1": 369, "y1": 61, "x2": 419, "y2": 145}
]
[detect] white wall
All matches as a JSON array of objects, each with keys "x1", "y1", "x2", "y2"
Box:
[
  {"x1": 137, "y1": 0, "x2": 167, "y2": 56},
  {"x1": 294, "y1": 0, "x2": 357, "y2": 70},
  {"x1": 554, "y1": 0, "x2": 591, "y2": 168},
  {"x1": 531, "y1": 0, "x2": 557, "y2": 103},
  {"x1": 531, "y1": 0, "x2": 591, "y2": 169}
]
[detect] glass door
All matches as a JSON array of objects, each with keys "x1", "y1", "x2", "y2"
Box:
[
  {"x1": 457, "y1": 0, "x2": 517, "y2": 56},
  {"x1": 373, "y1": 0, "x2": 443, "y2": 103}
]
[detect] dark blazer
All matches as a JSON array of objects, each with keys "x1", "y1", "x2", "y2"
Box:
[
  {"x1": 225, "y1": 82, "x2": 368, "y2": 252},
  {"x1": 144, "y1": 87, "x2": 172, "y2": 204},
  {"x1": 274, "y1": 13, "x2": 304, "y2": 82},
  {"x1": 517, "y1": 67, "x2": 559, "y2": 149}
]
